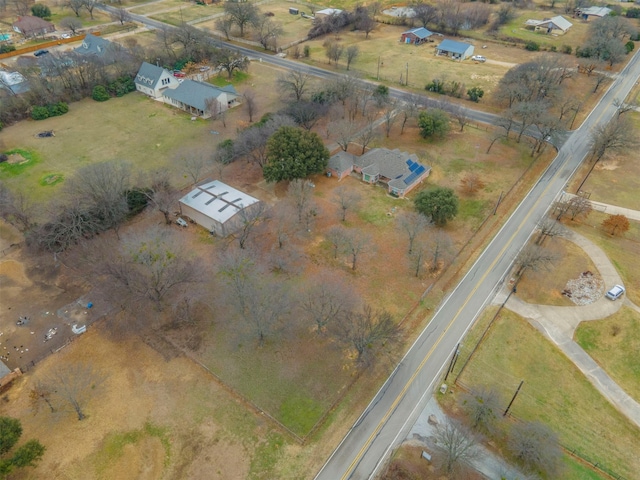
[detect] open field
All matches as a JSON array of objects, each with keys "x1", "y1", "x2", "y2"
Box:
[
  {"x1": 570, "y1": 111, "x2": 640, "y2": 210},
  {"x1": 496, "y1": 10, "x2": 591, "y2": 50},
  {"x1": 0, "y1": 62, "x2": 282, "y2": 211},
  {"x1": 568, "y1": 213, "x2": 640, "y2": 305},
  {"x1": 516, "y1": 236, "x2": 600, "y2": 306},
  {"x1": 150, "y1": 4, "x2": 214, "y2": 26},
  {"x1": 454, "y1": 308, "x2": 640, "y2": 479},
  {"x1": 129, "y1": 0, "x2": 200, "y2": 15},
  {"x1": 575, "y1": 306, "x2": 640, "y2": 403},
  {"x1": 0, "y1": 328, "x2": 277, "y2": 480}
]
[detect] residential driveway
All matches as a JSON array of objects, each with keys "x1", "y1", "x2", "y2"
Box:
[
  {"x1": 493, "y1": 227, "x2": 640, "y2": 428},
  {"x1": 408, "y1": 396, "x2": 526, "y2": 480}
]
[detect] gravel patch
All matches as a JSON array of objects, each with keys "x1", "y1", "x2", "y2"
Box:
[{"x1": 562, "y1": 271, "x2": 604, "y2": 305}]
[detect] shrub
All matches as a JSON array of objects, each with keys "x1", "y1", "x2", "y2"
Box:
[
  {"x1": 550, "y1": 45, "x2": 557, "y2": 52},
  {"x1": 631, "y1": 32, "x2": 640, "y2": 41},
  {"x1": 625, "y1": 41, "x2": 635, "y2": 53},
  {"x1": 425, "y1": 78, "x2": 445, "y2": 94},
  {"x1": 0, "y1": 44, "x2": 16, "y2": 54},
  {"x1": 418, "y1": 109, "x2": 450, "y2": 138},
  {"x1": 525, "y1": 41, "x2": 540, "y2": 51},
  {"x1": 467, "y1": 87, "x2": 484, "y2": 102},
  {"x1": 92, "y1": 85, "x2": 110, "y2": 102},
  {"x1": 0, "y1": 154, "x2": 8, "y2": 163},
  {"x1": 31, "y1": 4, "x2": 51, "y2": 18},
  {"x1": 562, "y1": 44, "x2": 572, "y2": 54},
  {"x1": 47, "y1": 102, "x2": 69, "y2": 116},
  {"x1": 31, "y1": 106, "x2": 50, "y2": 120},
  {"x1": 303, "y1": 45, "x2": 310, "y2": 57},
  {"x1": 626, "y1": 7, "x2": 640, "y2": 18},
  {"x1": 107, "y1": 76, "x2": 135, "y2": 97}
]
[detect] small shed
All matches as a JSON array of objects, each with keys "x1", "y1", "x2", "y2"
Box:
[
  {"x1": 436, "y1": 39, "x2": 474, "y2": 61},
  {"x1": 400, "y1": 27, "x2": 433, "y2": 45},
  {"x1": 315, "y1": 8, "x2": 343, "y2": 18},
  {"x1": 179, "y1": 180, "x2": 260, "y2": 237},
  {"x1": 327, "y1": 151, "x2": 355, "y2": 180}
]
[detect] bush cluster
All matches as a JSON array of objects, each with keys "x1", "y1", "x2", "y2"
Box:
[
  {"x1": 0, "y1": 44, "x2": 16, "y2": 54},
  {"x1": 31, "y1": 102, "x2": 69, "y2": 120}
]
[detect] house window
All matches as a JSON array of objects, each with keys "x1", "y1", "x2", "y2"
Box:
[{"x1": 161, "y1": 78, "x2": 170, "y2": 86}]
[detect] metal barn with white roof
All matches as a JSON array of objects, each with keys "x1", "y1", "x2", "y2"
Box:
[{"x1": 179, "y1": 180, "x2": 260, "y2": 237}]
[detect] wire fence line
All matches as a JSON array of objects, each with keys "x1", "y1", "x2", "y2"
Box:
[{"x1": 453, "y1": 379, "x2": 628, "y2": 480}]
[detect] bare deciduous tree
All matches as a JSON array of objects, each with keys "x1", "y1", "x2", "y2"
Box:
[
  {"x1": 287, "y1": 179, "x2": 315, "y2": 226},
  {"x1": 218, "y1": 250, "x2": 291, "y2": 345},
  {"x1": 103, "y1": 228, "x2": 203, "y2": 311},
  {"x1": 433, "y1": 419, "x2": 480, "y2": 475},
  {"x1": 47, "y1": 364, "x2": 106, "y2": 420},
  {"x1": 514, "y1": 244, "x2": 557, "y2": 279},
  {"x1": 243, "y1": 88, "x2": 257, "y2": 122},
  {"x1": 326, "y1": 225, "x2": 347, "y2": 259},
  {"x1": 277, "y1": 69, "x2": 311, "y2": 102},
  {"x1": 536, "y1": 217, "x2": 564, "y2": 245},
  {"x1": 331, "y1": 118, "x2": 357, "y2": 152},
  {"x1": 427, "y1": 229, "x2": 453, "y2": 273},
  {"x1": 508, "y1": 421, "x2": 562, "y2": 477},
  {"x1": 345, "y1": 45, "x2": 359, "y2": 70},
  {"x1": 237, "y1": 202, "x2": 267, "y2": 249},
  {"x1": 0, "y1": 181, "x2": 35, "y2": 232},
  {"x1": 111, "y1": 8, "x2": 131, "y2": 25},
  {"x1": 144, "y1": 172, "x2": 177, "y2": 225},
  {"x1": 356, "y1": 118, "x2": 378, "y2": 154},
  {"x1": 332, "y1": 305, "x2": 401, "y2": 363},
  {"x1": 255, "y1": 17, "x2": 283, "y2": 51},
  {"x1": 343, "y1": 229, "x2": 371, "y2": 270},
  {"x1": 398, "y1": 211, "x2": 432, "y2": 254},
  {"x1": 460, "y1": 386, "x2": 501, "y2": 434},
  {"x1": 333, "y1": 185, "x2": 361, "y2": 222},
  {"x1": 177, "y1": 147, "x2": 209, "y2": 185},
  {"x1": 64, "y1": 161, "x2": 131, "y2": 236},
  {"x1": 302, "y1": 272, "x2": 358, "y2": 334},
  {"x1": 29, "y1": 381, "x2": 56, "y2": 414}
]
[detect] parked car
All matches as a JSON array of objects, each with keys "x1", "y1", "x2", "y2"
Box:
[
  {"x1": 471, "y1": 55, "x2": 486, "y2": 62},
  {"x1": 605, "y1": 285, "x2": 625, "y2": 301},
  {"x1": 34, "y1": 49, "x2": 49, "y2": 57},
  {"x1": 61, "y1": 33, "x2": 71, "y2": 39},
  {"x1": 176, "y1": 218, "x2": 188, "y2": 228},
  {"x1": 199, "y1": 65, "x2": 210, "y2": 72},
  {"x1": 173, "y1": 70, "x2": 186, "y2": 78}
]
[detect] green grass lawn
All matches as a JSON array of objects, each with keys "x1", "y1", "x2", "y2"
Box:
[
  {"x1": 497, "y1": 9, "x2": 591, "y2": 51},
  {"x1": 455, "y1": 309, "x2": 640, "y2": 479},
  {"x1": 150, "y1": 4, "x2": 214, "y2": 25},
  {"x1": 0, "y1": 93, "x2": 220, "y2": 209},
  {"x1": 575, "y1": 306, "x2": 640, "y2": 403}
]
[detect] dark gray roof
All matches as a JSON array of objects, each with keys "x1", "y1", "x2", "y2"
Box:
[
  {"x1": 437, "y1": 39, "x2": 472, "y2": 55},
  {"x1": 135, "y1": 61, "x2": 168, "y2": 89},
  {"x1": 75, "y1": 33, "x2": 113, "y2": 56},
  {"x1": 163, "y1": 80, "x2": 237, "y2": 111},
  {"x1": 328, "y1": 151, "x2": 355, "y2": 173},
  {"x1": 356, "y1": 148, "x2": 430, "y2": 190}
]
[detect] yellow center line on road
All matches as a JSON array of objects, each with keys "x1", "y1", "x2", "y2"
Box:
[{"x1": 341, "y1": 147, "x2": 575, "y2": 480}]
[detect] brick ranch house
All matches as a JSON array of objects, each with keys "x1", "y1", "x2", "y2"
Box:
[{"x1": 327, "y1": 148, "x2": 431, "y2": 197}]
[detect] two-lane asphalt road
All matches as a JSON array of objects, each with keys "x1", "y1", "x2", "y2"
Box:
[{"x1": 315, "y1": 49, "x2": 640, "y2": 480}]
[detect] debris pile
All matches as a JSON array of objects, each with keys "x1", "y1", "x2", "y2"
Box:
[{"x1": 562, "y1": 271, "x2": 604, "y2": 305}]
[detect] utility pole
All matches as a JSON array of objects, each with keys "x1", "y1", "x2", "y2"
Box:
[
  {"x1": 503, "y1": 380, "x2": 524, "y2": 417},
  {"x1": 377, "y1": 56, "x2": 380, "y2": 81},
  {"x1": 444, "y1": 343, "x2": 460, "y2": 382},
  {"x1": 405, "y1": 62, "x2": 409, "y2": 86},
  {"x1": 493, "y1": 191, "x2": 504, "y2": 215}
]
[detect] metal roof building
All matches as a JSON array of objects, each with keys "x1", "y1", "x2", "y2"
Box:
[{"x1": 178, "y1": 180, "x2": 260, "y2": 237}]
